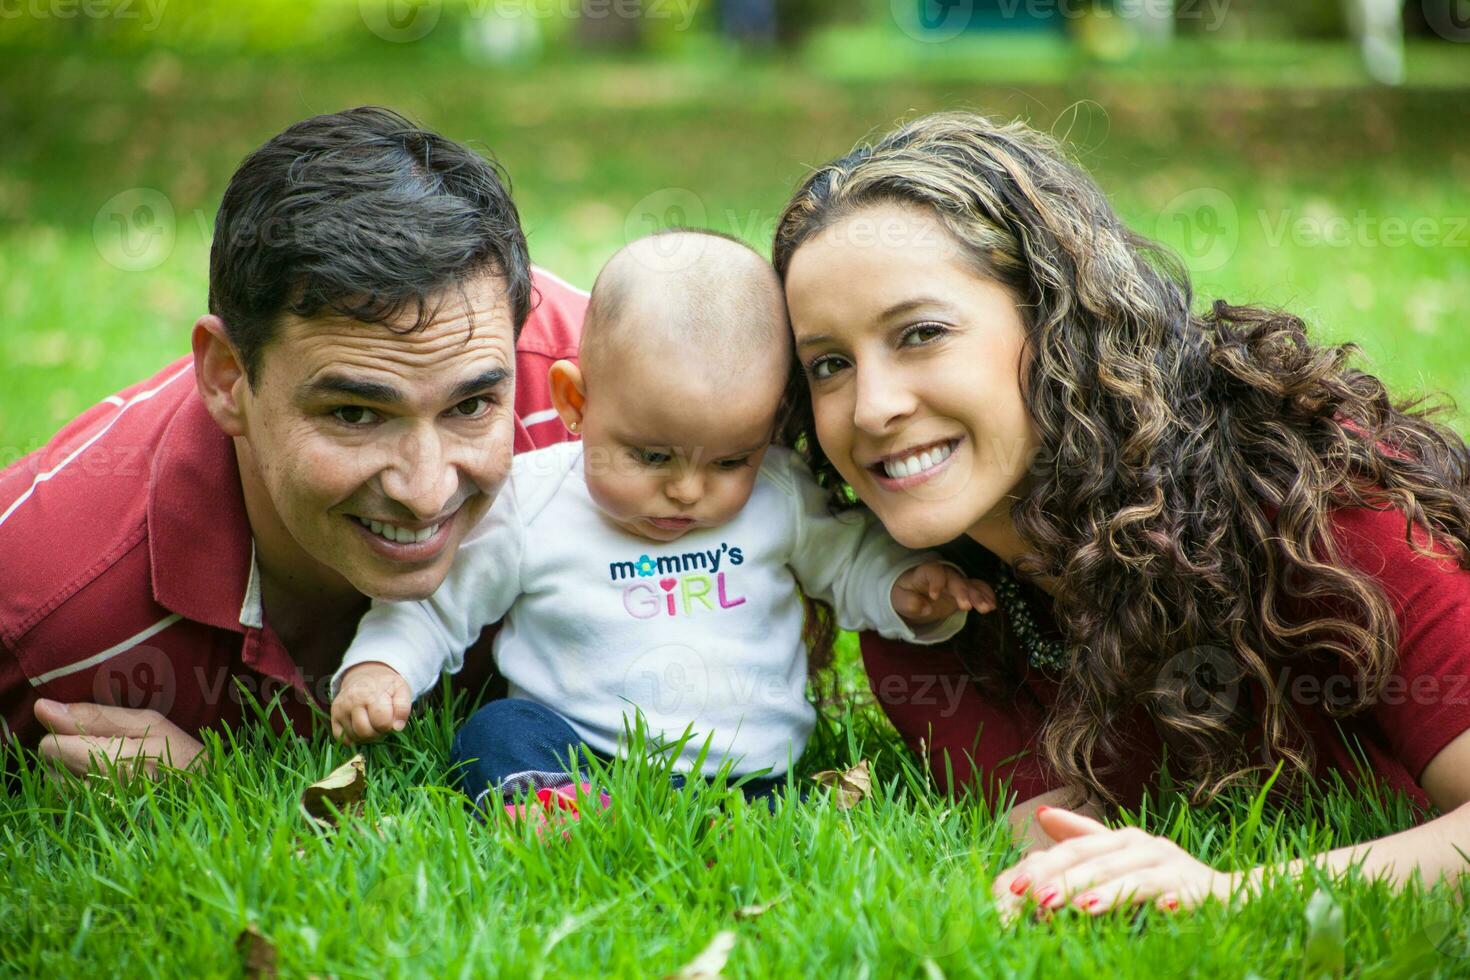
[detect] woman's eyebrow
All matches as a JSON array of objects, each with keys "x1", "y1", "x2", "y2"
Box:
[
  {"x1": 879, "y1": 297, "x2": 951, "y2": 320},
  {"x1": 795, "y1": 297, "x2": 955, "y2": 350}
]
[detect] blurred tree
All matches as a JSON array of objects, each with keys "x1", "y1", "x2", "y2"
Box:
[
  {"x1": 577, "y1": 0, "x2": 645, "y2": 48},
  {"x1": 1345, "y1": 0, "x2": 1406, "y2": 84},
  {"x1": 773, "y1": 0, "x2": 830, "y2": 47},
  {"x1": 719, "y1": 0, "x2": 778, "y2": 47}
]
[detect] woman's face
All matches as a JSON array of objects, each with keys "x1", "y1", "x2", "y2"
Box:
[{"x1": 784, "y1": 203, "x2": 1041, "y2": 551}]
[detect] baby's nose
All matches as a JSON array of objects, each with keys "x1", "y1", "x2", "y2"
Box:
[{"x1": 665, "y1": 471, "x2": 703, "y2": 504}]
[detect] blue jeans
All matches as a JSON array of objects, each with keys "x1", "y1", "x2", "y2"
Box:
[{"x1": 449, "y1": 698, "x2": 797, "y2": 808}]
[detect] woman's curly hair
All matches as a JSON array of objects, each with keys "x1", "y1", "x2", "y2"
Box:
[{"x1": 771, "y1": 111, "x2": 1470, "y2": 804}]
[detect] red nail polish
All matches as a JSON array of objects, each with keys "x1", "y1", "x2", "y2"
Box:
[
  {"x1": 1034, "y1": 886, "x2": 1058, "y2": 906},
  {"x1": 1009, "y1": 874, "x2": 1031, "y2": 896},
  {"x1": 1075, "y1": 893, "x2": 1099, "y2": 910},
  {"x1": 1035, "y1": 805, "x2": 1050, "y2": 815},
  {"x1": 1161, "y1": 896, "x2": 1180, "y2": 911}
]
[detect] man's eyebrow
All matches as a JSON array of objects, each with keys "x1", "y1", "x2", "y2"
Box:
[
  {"x1": 299, "y1": 375, "x2": 403, "y2": 404},
  {"x1": 447, "y1": 367, "x2": 511, "y2": 402},
  {"x1": 299, "y1": 367, "x2": 511, "y2": 405}
]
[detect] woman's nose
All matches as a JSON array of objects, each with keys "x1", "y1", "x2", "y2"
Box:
[{"x1": 851, "y1": 360, "x2": 919, "y2": 434}]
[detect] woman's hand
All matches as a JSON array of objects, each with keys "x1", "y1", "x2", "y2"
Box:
[{"x1": 993, "y1": 806, "x2": 1234, "y2": 917}]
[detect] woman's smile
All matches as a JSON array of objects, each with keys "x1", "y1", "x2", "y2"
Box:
[{"x1": 864, "y1": 436, "x2": 962, "y2": 491}]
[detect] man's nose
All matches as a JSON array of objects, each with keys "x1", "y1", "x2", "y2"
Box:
[
  {"x1": 851, "y1": 359, "x2": 918, "y2": 434},
  {"x1": 378, "y1": 423, "x2": 458, "y2": 520}
]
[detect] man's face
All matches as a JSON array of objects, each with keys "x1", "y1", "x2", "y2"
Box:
[{"x1": 236, "y1": 275, "x2": 517, "y2": 601}]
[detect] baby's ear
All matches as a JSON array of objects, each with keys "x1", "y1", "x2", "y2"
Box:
[{"x1": 548, "y1": 359, "x2": 588, "y2": 434}]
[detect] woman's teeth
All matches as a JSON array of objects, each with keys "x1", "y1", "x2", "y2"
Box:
[
  {"x1": 882, "y1": 441, "x2": 955, "y2": 479},
  {"x1": 356, "y1": 516, "x2": 440, "y2": 544}
]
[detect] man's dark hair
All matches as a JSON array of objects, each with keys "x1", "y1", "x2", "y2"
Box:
[{"x1": 208, "y1": 105, "x2": 532, "y2": 385}]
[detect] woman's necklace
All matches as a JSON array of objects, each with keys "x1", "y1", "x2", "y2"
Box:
[{"x1": 991, "y1": 564, "x2": 1069, "y2": 672}]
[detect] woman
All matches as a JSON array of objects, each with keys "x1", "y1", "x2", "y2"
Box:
[{"x1": 772, "y1": 111, "x2": 1470, "y2": 915}]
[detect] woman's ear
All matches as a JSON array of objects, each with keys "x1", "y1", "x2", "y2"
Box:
[
  {"x1": 548, "y1": 359, "x2": 588, "y2": 435},
  {"x1": 191, "y1": 315, "x2": 249, "y2": 437}
]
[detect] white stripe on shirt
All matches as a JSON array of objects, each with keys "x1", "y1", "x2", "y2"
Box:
[
  {"x1": 520, "y1": 408, "x2": 562, "y2": 428},
  {"x1": 29, "y1": 613, "x2": 183, "y2": 687},
  {"x1": 0, "y1": 366, "x2": 192, "y2": 530},
  {"x1": 531, "y1": 264, "x2": 590, "y2": 298}
]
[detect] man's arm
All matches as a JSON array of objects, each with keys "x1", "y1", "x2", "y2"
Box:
[{"x1": 33, "y1": 699, "x2": 205, "y2": 779}]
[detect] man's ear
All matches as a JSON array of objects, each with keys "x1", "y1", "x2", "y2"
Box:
[
  {"x1": 192, "y1": 315, "x2": 250, "y2": 437},
  {"x1": 548, "y1": 359, "x2": 588, "y2": 435}
]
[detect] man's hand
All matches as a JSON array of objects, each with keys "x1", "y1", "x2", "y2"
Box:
[
  {"x1": 891, "y1": 562, "x2": 996, "y2": 625},
  {"x1": 331, "y1": 662, "x2": 412, "y2": 744},
  {"x1": 34, "y1": 699, "x2": 205, "y2": 779}
]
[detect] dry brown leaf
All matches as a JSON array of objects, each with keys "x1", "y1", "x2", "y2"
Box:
[
  {"x1": 301, "y1": 754, "x2": 366, "y2": 828},
  {"x1": 665, "y1": 930, "x2": 737, "y2": 979},
  {"x1": 733, "y1": 895, "x2": 785, "y2": 921},
  {"x1": 235, "y1": 924, "x2": 277, "y2": 978},
  {"x1": 810, "y1": 759, "x2": 872, "y2": 809}
]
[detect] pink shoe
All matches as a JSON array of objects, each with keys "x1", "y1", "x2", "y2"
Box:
[{"x1": 502, "y1": 782, "x2": 611, "y2": 840}]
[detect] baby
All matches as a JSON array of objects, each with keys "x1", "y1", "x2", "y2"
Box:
[{"x1": 330, "y1": 230, "x2": 993, "y2": 812}]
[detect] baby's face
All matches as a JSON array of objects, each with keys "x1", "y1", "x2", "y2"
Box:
[{"x1": 579, "y1": 356, "x2": 785, "y2": 543}]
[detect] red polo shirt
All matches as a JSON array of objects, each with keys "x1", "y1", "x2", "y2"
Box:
[
  {"x1": 864, "y1": 503, "x2": 1470, "y2": 810},
  {"x1": 0, "y1": 267, "x2": 586, "y2": 749}
]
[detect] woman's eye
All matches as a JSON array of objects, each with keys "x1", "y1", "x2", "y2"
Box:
[
  {"x1": 807, "y1": 355, "x2": 848, "y2": 380},
  {"x1": 903, "y1": 322, "x2": 948, "y2": 346},
  {"x1": 332, "y1": 406, "x2": 380, "y2": 426},
  {"x1": 447, "y1": 397, "x2": 491, "y2": 419},
  {"x1": 636, "y1": 449, "x2": 672, "y2": 466}
]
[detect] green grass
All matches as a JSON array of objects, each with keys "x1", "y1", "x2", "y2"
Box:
[
  {"x1": 3, "y1": 688, "x2": 1469, "y2": 977},
  {"x1": 2, "y1": 41, "x2": 1469, "y2": 976}
]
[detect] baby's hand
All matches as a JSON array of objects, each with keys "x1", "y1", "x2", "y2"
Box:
[
  {"x1": 331, "y1": 662, "x2": 413, "y2": 744},
  {"x1": 891, "y1": 562, "x2": 996, "y2": 626}
]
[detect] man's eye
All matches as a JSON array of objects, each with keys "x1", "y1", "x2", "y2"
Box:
[
  {"x1": 447, "y1": 397, "x2": 491, "y2": 419},
  {"x1": 635, "y1": 449, "x2": 672, "y2": 466},
  {"x1": 332, "y1": 406, "x2": 380, "y2": 426},
  {"x1": 807, "y1": 355, "x2": 848, "y2": 380}
]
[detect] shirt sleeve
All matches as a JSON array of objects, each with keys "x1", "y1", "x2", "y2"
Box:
[
  {"x1": 0, "y1": 634, "x2": 38, "y2": 756},
  {"x1": 1326, "y1": 505, "x2": 1470, "y2": 780},
  {"x1": 332, "y1": 489, "x2": 526, "y2": 700},
  {"x1": 778, "y1": 451, "x2": 967, "y2": 645}
]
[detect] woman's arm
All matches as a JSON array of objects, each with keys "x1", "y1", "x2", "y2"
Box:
[{"x1": 991, "y1": 728, "x2": 1470, "y2": 916}]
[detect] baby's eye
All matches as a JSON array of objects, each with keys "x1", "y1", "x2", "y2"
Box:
[
  {"x1": 716, "y1": 457, "x2": 751, "y2": 470},
  {"x1": 807, "y1": 354, "x2": 849, "y2": 381},
  {"x1": 634, "y1": 449, "x2": 672, "y2": 466},
  {"x1": 332, "y1": 406, "x2": 381, "y2": 426}
]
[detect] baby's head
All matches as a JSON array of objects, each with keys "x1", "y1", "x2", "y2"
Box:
[{"x1": 549, "y1": 230, "x2": 791, "y2": 542}]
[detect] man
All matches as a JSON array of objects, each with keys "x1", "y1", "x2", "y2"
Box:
[{"x1": 0, "y1": 106, "x2": 586, "y2": 776}]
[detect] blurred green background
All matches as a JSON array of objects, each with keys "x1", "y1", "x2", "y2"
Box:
[{"x1": 1, "y1": 0, "x2": 1467, "y2": 460}]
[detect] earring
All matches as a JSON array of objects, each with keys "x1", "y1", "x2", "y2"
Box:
[{"x1": 568, "y1": 421, "x2": 579, "y2": 432}]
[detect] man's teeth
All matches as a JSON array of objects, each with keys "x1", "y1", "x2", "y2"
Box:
[
  {"x1": 356, "y1": 517, "x2": 441, "y2": 544},
  {"x1": 882, "y1": 441, "x2": 954, "y2": 479}
]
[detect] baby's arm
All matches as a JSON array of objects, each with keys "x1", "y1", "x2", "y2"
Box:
[
  {"x1": 330, "y1": 496, "x2": 525, "y2": 743},
  {"x1": 890, "y1": 561, "x2": 996, "y2": 625},
  {"x1": 779, "y1": 451, "x2": 986, "y2": 644}
]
